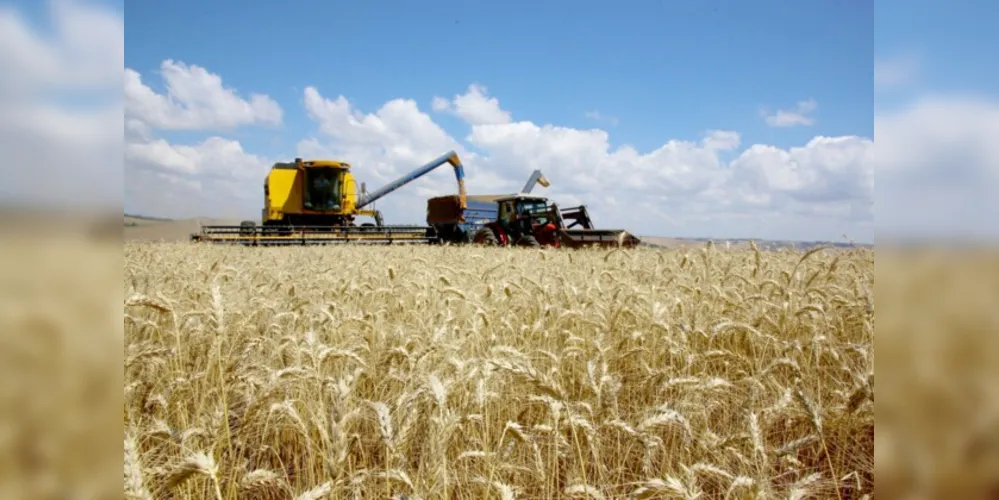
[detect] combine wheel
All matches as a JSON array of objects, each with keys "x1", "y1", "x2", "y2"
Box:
[
  {"x1": 239, "y1": 220, "x2": 255, "y2": 235},
  {"x1": 473, "y1": 227, "x2": 498, "y2": 246},
  {"x1": 239, "y1": 220, "x2": 258, "y2": 246}
]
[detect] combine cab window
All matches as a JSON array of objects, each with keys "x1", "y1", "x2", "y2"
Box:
[{"x1": 304, "y1": 169, "x2": 342, "y2": 210}]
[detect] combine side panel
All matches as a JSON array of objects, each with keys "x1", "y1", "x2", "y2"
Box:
[
  {"x1": 265, "y1": 165, "x2": 301, "y2": 222},
  {"x1": 341, "y1": 174, "x2": 360, "y2": 214}
]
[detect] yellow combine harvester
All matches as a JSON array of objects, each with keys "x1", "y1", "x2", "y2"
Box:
[{"x1": 191, "y1": 151, "x2": 467, "y2": 245}]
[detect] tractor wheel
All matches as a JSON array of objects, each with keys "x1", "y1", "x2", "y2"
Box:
[
  {"x1": 473, "y1": 227, "x2": 498, "y2": 246},
  {"x1": 518, "y1": 234, "x2": 541, "y2": 247}
]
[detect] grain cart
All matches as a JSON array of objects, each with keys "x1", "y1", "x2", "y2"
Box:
[
  {"x1": 425, "y1": 169, "x2": 550, "y2": 243},
  {"x1": 191, "y1": 150, "x2": 468, "y2": 245}
]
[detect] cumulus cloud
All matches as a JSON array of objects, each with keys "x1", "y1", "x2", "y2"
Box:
[
  {"x1": 14, "y1": 1, "x2": 991, "y2": 242},
  {"x1": 298, "y1": 84, "x2": 875, "y2": 241},
  {"x1": 117, "y1": 30, "x2": 282, "y2": 218},
  {"x1": 125, "y1": 137, "x2": 271, "y2": 219},
  {"x1": 761, "y1": 98, "x2": 818, "y2": 128},
  {"x1": 0, "y1": 0, "x2": 122, "y2": 209},
  {"x1": 875, "y1": 55, "x2": 920, "y2": 90},
  {"x1": 584, "y1": 110, "x2": 619, "y2": 127},
  {"x1": 125, "y1": 60, "x2": 283, "y2": 131},
  {"x1": 431, "y1": 84, "x2": 512, "y2": 126},
  {"x1": 0, "y1": 0, "x2": 122, "y2": 96},
  {"x1": 702, "y1": 130, "x2": 741, "y2": 151},
  {"x1": 874, "y1": 95, "x2": 999, "y2": 240},
  {"x1": 123, "y1": 60, "x2": 278, "y2": 218}
]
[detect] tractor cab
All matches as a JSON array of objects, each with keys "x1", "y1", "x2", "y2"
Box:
[
  {"x1": 491, "y1": 194, "x2": 565, "y2": 245},
  {"x1": 496, "y1": 195, "x2": 555, "y2": 226}
]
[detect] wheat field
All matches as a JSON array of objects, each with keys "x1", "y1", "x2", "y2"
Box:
[{"x1": 124, "y1": 241, "x2": 874, "y2": 499}]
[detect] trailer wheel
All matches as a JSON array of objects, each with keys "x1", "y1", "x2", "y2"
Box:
[{"x1": 473, "y1": 227, "x2": 498, "y2": 246}]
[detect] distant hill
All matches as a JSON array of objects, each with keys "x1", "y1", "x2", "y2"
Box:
[
  {"x1": 639, "y1": 236, "x2": 873, "y2": 250},
  {"x1": 124, "y1": 213, "x2": 173, "y2": 222},
  {"x1": 124, "y1": 214, "x2": 242, "y2": 242}
]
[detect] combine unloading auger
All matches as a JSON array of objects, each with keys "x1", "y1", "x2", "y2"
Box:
[{"x1": 191, "y1": 151, "x2": 467, "y2": 246}]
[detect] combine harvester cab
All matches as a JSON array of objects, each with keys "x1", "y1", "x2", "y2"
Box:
[{"x1": 191, "y1": 151, "x2": 469, "y2": 246}]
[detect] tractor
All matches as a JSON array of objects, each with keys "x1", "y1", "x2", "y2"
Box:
[{"x1": 469, "y1": 194, "x2": 641, "y2": 249}]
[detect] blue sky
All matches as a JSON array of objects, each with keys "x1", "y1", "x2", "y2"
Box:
[
  {"x1": 6, "y1": 0, "x2": 999, "y2": 242},
  {"x1": 122, "y1": 0, "x2": 873, "y2": 159},
  {"x1": 874, "y1": 0, "x2": 999, "y2": 105}
]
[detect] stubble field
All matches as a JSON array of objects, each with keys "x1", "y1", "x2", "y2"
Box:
[{"x1": 124, "y1": 241, "x2": 874, "y2": 499}]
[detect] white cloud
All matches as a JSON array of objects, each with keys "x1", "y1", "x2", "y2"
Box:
[
  {"x1": 875, "y1": 55, "x2": 920, "y2": 89},
  {"x1": 11, "y1": 1, "x2": 992, "y2": 243},
  {"x1": 431, "y1": 84, "x2": 512, "y2": 126},
  {"x1": 0, "y1": 0, "x2": 122, "y2": 96},
  {"x1": 124, "y1": 136, "x2": 271, "y2": 219},
  {"x1": 585, "y1": 110, "x2": 620, "y2": 127},
  {"x1": 121, "y1": 59, "x2": 279, "y2": 218},
  {"x1": 298, "y1": 85, "x2": 875, "y2": 241},
  {"x1": 0, "y1": 0, "x2": 122, "y2": 209},
  {"x1": 873, "y1": 95, "x2": 999, "y2": 240},
  {"x1": 114, "y1": 24, "x2": 285, "y2": 219},
  {"x1": 702, "y1": 130, "x2": 741, "y2": 151},
  {"x1": 125, "y1": 59, "x2": 282, "y2": 131},
  {"x1": 761, "y1": 98, "x2": 818, "y2": 128}
]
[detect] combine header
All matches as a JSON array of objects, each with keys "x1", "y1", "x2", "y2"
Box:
[{"x1": 190, "y1": 151, "x2": 468, "y2": 245}]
